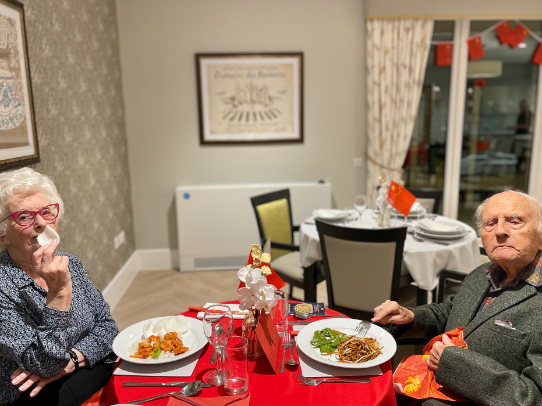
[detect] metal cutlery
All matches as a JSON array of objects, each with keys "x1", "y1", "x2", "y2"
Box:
[
  {"x1": 289, "y1": 321, "x2": 315, "y2": 325},
  {"x1": 209, "y1": 348, "x2": 217, "y2": 364},
  {"x1": 280, "y1": 334, "x2": 290, "y2": 373},
  {"x1": 128, "y1": 380, "x2": 203, "y2": 404},
  {"x1": 286, "y1": 340, "x2": 299, "y2": 367},
  {"x1": 123, "y1": 381, "x2": 212, "y2": 388},
  {"x1": 355, "y1": 320, "x2": 370, "y2": 338},
  {"x1": 295, "y1": 373, "x2": 371, "y2": 386}
]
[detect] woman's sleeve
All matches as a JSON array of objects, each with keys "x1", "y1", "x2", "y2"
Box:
[
  {"x1": 0, "y1": 290, "x2": 73, "y2": 377},
  {"x1": 68, "y1": 255, "x2": 119, "y2": 367}
]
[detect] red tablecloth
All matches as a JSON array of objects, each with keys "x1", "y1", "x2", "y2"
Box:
[{"x1": 103, "y1": 302, "x2": 396, "y2": 405}]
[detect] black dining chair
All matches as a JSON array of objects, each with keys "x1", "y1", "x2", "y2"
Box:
[
  {"x1": 250, "y1": 189, "x2": 324, "y2": 302},
  {"x1": 409, "y1": 188, "x2": 443, "y2": 215}
]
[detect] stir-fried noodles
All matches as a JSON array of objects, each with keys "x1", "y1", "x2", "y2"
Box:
[{"x1": 336, "y1": 336, "x2": 382, "y2": 363}]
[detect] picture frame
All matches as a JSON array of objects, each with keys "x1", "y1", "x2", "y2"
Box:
[
  {"x1": 0, "y1": 0, "x2": 39, "y2": 169},
  {"x1": 196, "y1": 53, "x2": 303, "y2": 145}
]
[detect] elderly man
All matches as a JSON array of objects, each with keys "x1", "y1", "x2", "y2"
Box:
[{"x1": 373, "y1": 190, "x2": 542, "y2": 406}]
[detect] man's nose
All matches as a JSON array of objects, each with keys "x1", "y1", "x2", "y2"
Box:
[{"x1": 495, "y1": 219, "x2": 509, "y2": 237}]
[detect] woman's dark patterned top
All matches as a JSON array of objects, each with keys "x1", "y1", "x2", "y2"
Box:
[{"x1": 0, "y1": 250, "x2": 118, "y2": 403}]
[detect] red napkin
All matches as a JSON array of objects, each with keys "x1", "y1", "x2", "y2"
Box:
[{"x1": 167, "y1": 393, "x2": 250, "y2": 406}]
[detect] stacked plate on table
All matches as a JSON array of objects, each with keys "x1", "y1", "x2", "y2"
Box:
[
  {"x1": 414, "y1": 218, "x2": 469, "y2": 240},
  {"x1": 391, "y1": 201, "x2": 426, "y2": 219},
  {"x1": 312, "y1": 209, "x2": 348, "y2": 222}
]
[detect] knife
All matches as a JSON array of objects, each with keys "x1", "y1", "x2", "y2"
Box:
[
  {"x1": 289, "y1": 321, "x2": 316, "y2": 325},
  {"x1": 123, "y1": 382, "x2": 212, "y2": 387}
]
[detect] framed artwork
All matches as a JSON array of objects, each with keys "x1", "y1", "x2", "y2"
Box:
[
  {"x1": 196, "y1": 53, "x2": 303, "y2": 145},
  {"x1": 0, "y1": 0, "x2": 39, "y2": 169}
]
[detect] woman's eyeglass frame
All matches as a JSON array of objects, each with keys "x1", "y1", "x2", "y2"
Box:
[{"x1": 1, "y1": 203, "x2": 60, "y2": 227}]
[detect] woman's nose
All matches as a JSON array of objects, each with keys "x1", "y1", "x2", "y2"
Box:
[{"x1": 33, "y1": 214, "x2": 48, "y2": 228}]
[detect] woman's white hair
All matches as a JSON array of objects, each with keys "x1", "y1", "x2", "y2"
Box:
[
  {"x1": 474, "y1": 189, "x2": 542, "y2": 233},
  {"x1": 0, "y1": 168, "x2": 64, "y2": 248}
]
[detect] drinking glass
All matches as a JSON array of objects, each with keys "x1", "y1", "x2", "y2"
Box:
[
  {"x1": 271, "y1": 290, "x2": 288, "y2": 337},
  {"x1": 354, "y1": 194, "x2": 367, "y2": 215},
  {"x1": 224, "y1": 336, "x2": 249, "y2": 395},
  {"x1": 202, "y1": 304, "x2": 233, "y2": 385}
]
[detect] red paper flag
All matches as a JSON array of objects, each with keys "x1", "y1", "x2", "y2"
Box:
[
  {"x1": 387, "y1": 181, "x2": 416, "y2": 217},
  {"x1": 435, "y1": 42, "x2": 453, "y2": 66},
  {"x1": 495, "y1": 21, "x2": 513, "y2": 45},
  {"x1": 508, "y1": 23, "x2": 529, "y2": 48},
  {"x1": 467, "y1": 36, "x2": 485, "y2": 60},
  {"x1": 533, "y1": 43, "x2": 542, "y2": 65}
]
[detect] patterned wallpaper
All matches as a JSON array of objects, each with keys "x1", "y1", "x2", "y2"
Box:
[{"x1": 6, "y1": 0, "x2": 135, "y2": 290}]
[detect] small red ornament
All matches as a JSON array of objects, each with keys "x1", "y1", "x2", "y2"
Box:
[
  {"x1": 435, "y1": 42, "x2": 453, "y2": 66},
  {"x1": 387, "y1": 181, "x2": 416, "y2": 217},
  {"x1": 532, "y1": 43, "x2": 542, "y2": 65},
  {"x1": 495, "y1": 21, "x2": 513, "y2": 45},
  {"x1": 467, "y1": 36, "x2": 485, "y2": 61},
  {"x1": 474, "y1": 79, "x2": 487, "y2": 87},
  {"x1": 508, "y1": 23, "x2": 529, "y2": 48}
]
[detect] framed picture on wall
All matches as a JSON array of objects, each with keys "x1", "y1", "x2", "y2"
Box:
[
  {"x1": 0, "y1": 0, "x2": 39, "y2": 169},
  {"x1": 196, "y1": 53, "x2": 303, "y2": 145}
]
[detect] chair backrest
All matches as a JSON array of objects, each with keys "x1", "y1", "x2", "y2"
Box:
[
  {"x1": 315, "y1": 220, "x2": 407, "y2": 319},
  {"x1": 250, "y1": 189, "x2": 294, "y2": 260},
  {"x1": 409, "y1": 188, "x2": 443, "y2": 214}
]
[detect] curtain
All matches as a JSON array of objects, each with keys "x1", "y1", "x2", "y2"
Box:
[{"x1": 366, "y1": 19, "x2": 434, "y2": 206}]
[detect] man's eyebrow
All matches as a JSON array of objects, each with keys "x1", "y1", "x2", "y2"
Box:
[{"x1": 506, "y1": 214, "x2": 522, "y2": 220}]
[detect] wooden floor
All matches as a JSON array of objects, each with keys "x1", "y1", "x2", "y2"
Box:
[{"x1": 111, "y1": 269, "x2": 329, "y2": 332}]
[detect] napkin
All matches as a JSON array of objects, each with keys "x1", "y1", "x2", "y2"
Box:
[
  {"x1": 296, "y1": 338, "x2": 382, "y2": 378},
  {"x1": 196, "y1": 303, "x2": 247, "y2": 320},
  {"x1": 37, "y1": 225, "x2": 60, "y2": 246},
  {"x1": 312, "y1": 209, "x2": 345, "y2": 220},
  {"x1": 418, "y1": 219, "x2": 460, "y2": 233},
  {"x1": 167, "y1": 393, "x2": 250, "y2": 406},
  {"x1": 113, "y1": 349, "x2": 203, "y2": 377}
]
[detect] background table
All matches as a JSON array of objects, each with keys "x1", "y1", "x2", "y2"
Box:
[
  {"x1": 300, "y1": 212, "x2": 481, "y2": 291},
  {"x1": 104, "y1": 302, "x2": 396, "y2": 405}
]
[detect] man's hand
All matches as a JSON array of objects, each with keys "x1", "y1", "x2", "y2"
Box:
[
  {"x1": 427, "y1": 334, "x2": 456, "y2": 372},
  {"x1": 372, "y1": 300, "x2": 415, "y2": 325}
]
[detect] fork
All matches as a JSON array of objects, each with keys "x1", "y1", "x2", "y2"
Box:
[
  {"x1": 295, "y1": 373, "x2": 371, "y2": 386},
  {"x1": 280, "y1": 334, "x2": 291, "y2": 373},
  {"x1": 127, "y1": 390, "x2": 183, "y2": 404},
  {"x1": 355, "y1": 320, "x2": 370, "y2": 338}
]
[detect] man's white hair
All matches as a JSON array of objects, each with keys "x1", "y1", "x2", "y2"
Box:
[
  {"x1": 474, "y1": 189, "x2": 542, "y2": 233},
  {"x1": 0, "y1": 168, "x2": 64, "y2": 250}
]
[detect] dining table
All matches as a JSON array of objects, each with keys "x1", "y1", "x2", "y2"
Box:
[
  {"x1": 101, "y1": 301, "x2": 397, "y2": 405},
  {"x1": 300, "y1": 210, "x2": 482, "y2": 296}
]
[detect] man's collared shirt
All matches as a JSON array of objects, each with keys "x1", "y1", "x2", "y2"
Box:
[{"x1": 479, "y1": 250, "x2": 542, "y2": 312}]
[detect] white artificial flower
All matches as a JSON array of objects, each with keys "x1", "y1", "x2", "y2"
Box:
[
  {"x1": 237, "y1": 266, "x2": 252, "y2": 283},
  {"x1": 244, "y1": 268, "x2": 263, "y2": 288},
  {"x1": 237, "y1": 287, "x2": 254, "y2": 311},
  {"x1": 255, "y1": 297, "x2": 278, "y2": 314},
  {"x1": 250, "y1": 279, "x2": 276, "y2": 314}
]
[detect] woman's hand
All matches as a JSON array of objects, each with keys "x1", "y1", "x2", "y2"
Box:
[
  {"x1": 11, "y1": 349, "x2": 88, "y2": 397},
  {"x1": 372, "y1": 300, "x2": 415, "y2": 325},
  {"x1": 32, "y1": 240, "x2": 71, "y2": 311}
]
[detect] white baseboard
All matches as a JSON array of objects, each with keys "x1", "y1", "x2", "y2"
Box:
[{"x1": 103, "y1": 248, "x2": 179, "y2": 310}]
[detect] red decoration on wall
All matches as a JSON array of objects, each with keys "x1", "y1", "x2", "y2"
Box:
[
  {"x1": 533, "y1": 43, "x2": 542, "y2": 65},
  {"x1": 474, "y1": 79, "x2": 487, "y2": 87},
  {"x1": 508, "y1": 23, "x2": 529, "y2": 48},
  {"x1": 495, "y1": 21, "x2": 513, "y2": 45},
  {"x1": 435, "y1": 42, "x2": 453, "y2": 66},
  {"x1": 467, "y1": 36, "x2": 485, "y2": 61}
]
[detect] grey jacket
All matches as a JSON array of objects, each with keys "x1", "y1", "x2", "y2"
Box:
[{"x1": 395, "y1": 262, "x2": 542, "y2": 406}]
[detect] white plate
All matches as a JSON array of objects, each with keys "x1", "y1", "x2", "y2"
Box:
[
  {"x1": 417, "y1": 219, "x2": 464, "y2": 236},
  {"x1": 113, "y1": 317, "x2": 206, "y2": 365},
  {"x1": 313, "y1": 209, "x2": 348, "y2": 222},
  {"x1": 296, "y1": 318, "x2": 397, "y2": 369},
  {"x1": 414, "y1": 226, "x2": 469, "y2": 240}
]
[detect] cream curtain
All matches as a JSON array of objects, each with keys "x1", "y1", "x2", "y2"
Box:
[{"x1": 366, "y1": 19, "x2": 434, "y2": 206}]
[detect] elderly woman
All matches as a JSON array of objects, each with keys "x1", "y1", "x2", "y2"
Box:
[
  {"x1": 0, "y1": 168, "x2": 118, "y2": 406},
  {"x1": 373, "y1": 190, "x2": 542, "y2": 406}
]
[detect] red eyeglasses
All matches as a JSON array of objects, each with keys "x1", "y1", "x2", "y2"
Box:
[{"x1": 1, "y1": 203, "x2": 60, "y2": 227}]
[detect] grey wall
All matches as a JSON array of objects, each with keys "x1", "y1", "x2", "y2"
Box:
[
  {"x1": 16, "y1": 0, "x2": 135, "y2": 290},
  {"x1": 116, "y1": 0, "x2": 367, "y2": 250}
]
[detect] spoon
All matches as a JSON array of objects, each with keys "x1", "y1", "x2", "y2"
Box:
[
  {"x1": 128, "y1": 380, "x2": 203, "y2": 404},
  {"x1": 294, "y1": 310, "x2": 348, "y2": 320},
  {"x1": 286, "y1": 341, "x2": 299, "y2": 367},
  {"x1": 209, "y1": 322, "x2": 225, "y2": 363}
]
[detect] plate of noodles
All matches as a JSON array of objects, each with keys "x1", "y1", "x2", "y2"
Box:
[
  {"x1": 296, "y1": 318, "x2": 397, "y2": 369},
  {"x1": 113, "y1": 316, "x2": 207, "y2": 365}
]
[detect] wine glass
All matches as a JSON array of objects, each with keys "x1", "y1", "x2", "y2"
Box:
[
  {"x1": 202, "y1": 304, "x2": 234, "y2": 385},
  {"x1": 354, "y1": 194, "x2": 367, "y2": 216}
]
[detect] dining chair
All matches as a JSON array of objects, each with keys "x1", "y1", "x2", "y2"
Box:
[
  {"x1": 250, "y1": 189, "x2": 324, "y2": 302},
  {"x1": 315, "y1": 219, "x2": 407, "y2": 320},
  {"x1": 409, "y1": 188, "x2": 443, "y2": 215}
]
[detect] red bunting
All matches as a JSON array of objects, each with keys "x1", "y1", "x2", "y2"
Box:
[
  {"x1": 387, "y1": 181, "x2": 416, "y2": 217},
  {"x1": 533, "y1": 43, "x2": 542, "y2": 65},
  {"x1": 467, "y1": 36, "x2": 485, "y2": 61},
  {"x1": 508, "y1": 23, "x2": 529, "y2": 48},
  {"x1": 435, "y1": 42, "x2": 453, "y2": 66},
  {"x1": 495, "y1": 21, "x2": 513, "y2": 45}
]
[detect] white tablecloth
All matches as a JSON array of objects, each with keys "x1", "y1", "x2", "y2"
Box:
[{"x1": 300, "y1": 211, "x2": 481, "y2": 291}]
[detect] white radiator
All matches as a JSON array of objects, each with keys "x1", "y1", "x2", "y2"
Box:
[{"x1": 175, "y1": 182, "x2": 331, "y2": 271}]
